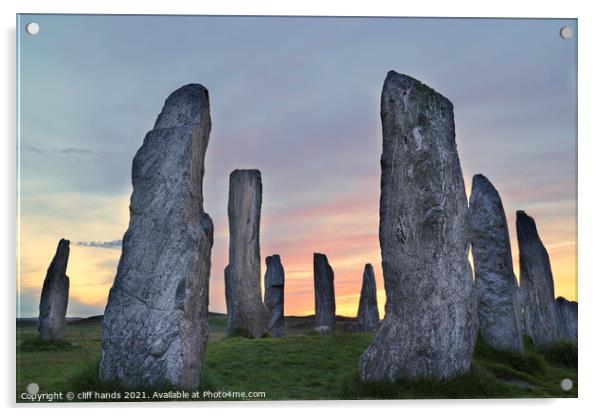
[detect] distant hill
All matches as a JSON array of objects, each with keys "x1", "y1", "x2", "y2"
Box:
[{"x1": 17, "y1": 312, "x2": 357, "y2": 326}]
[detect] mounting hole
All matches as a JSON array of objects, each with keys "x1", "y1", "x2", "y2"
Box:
[
  {"x1": 560, "y1": 378, "x2": 573, "y2": 391},
  {"x1": 26, "y1": 383, "x2": 39, "y2": 394},
  {"x1": 26, "y1": 22, "x2": 40, "y2": 35},
  {"x1": 559, "y1": 26, "x2": 573, "y2": 39}
]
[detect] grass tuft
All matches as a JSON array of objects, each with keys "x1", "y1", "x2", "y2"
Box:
[{"x1": 541, "y1": 341, "x2": 578, "y2": 368}]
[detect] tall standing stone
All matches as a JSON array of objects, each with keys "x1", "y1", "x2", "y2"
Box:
[
  {"x1": 516, "y1": 210, "x2": 561, "y2": 348},
  {"x1": 556, "y1": 297, "x2": 578, "y2": 343},
  {"x1": 360, "y1": 72, "x2": 477, "y2": 382},
  {"x1": 264, "y1": 255, "x2": 285, "y2": 337},
  {"x1": 225, "y1": 169, "x2": 268, "y2": 338},
  {"x1": 38, "y1": 238, "x2": 70, "y2": 341},
  {"x1": 357, "y1": 264, "x2": 380, "y2": 332},
  {"x1": 99, "y1": 84, "x2": 214, "y2": 389},
  {"x1": 469, "y1": 174, "x2": 523, "y2": 352},
  {"x1": 313, "y1": 253, "x2": 335, "y2": 332}
]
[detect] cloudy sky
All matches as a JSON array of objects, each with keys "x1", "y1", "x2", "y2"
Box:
[{"x1": 17, "y1": 15, "x2": 577, "y2": 318}]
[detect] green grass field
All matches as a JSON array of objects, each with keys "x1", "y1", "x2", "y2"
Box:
[{"x1": 16, "y1": 314, "x2": 577, "y2": 402}]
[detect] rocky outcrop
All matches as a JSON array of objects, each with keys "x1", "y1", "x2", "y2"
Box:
[
  {"x1": 38, "y1": 238, "x2": 70, "y2": 341},
  {"x1": 264, "y1": 255, "x2": 285, "y2": 337},
  {"x1": 99, "y1": 84, "x2": 214, "y2": 389},
  {"x1": 516, "y1": 210, "x2": 561, "y2": 348},
  {"x1": 469, "y1": 174, "x2": 523, "y2": 352},
  {"x1": 556, "y1": 297, "x2": 578, "y2": 343},
  {"x1": 360, "y1": 72, "x2": 477, "y2": 382},
  {"x1": 225, "y1": 169, "x2": 268, "y2": 338},
  {"x1": 357, "y1": 264, "x2": 379, "y2": 332},
  {"x1": 313, "y1": 253, "x2": 336, "y2": 332}
]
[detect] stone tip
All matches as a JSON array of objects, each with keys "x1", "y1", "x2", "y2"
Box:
[
  {"x1": 516, "y1": 210, "x2": 539, "y2": 238},
  {"x1": 313, "y1": 253, "x2": 328, "y2": 260},
  {"x1": 154, "y1": 83, "x2": 210, "y2": 129},
  {"x1": 471, "y1": 174, "x2": 499, "y2": 196},
  {"x1": 230, "y1": 169, "x2": 262, "y2": 179},
  {"x1": 266, "y1": 254, "x2": 281, "y2": 265},
  {"x1": 472, "y1": 173, "x2": 488, "y2": 183},
  {"x1": 58, "y1": 238, "x2": 70, "y2": 246},
  {"x1": 384, "y1": 70, "x2": 453, "y2": 110}
]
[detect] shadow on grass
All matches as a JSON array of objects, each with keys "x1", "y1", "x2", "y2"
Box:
[{"x1": 17, "y1": 336, "x2": 77, "y2": 353}]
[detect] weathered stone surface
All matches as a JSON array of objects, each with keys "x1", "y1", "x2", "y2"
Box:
[
  {"x1": 357, "y1": 264, "x2": 380, "y2": 332},
  {"x1": 38, "y1": 238, "x2": 70, "y2": 341},
  {"x1": 313, "y1": 253, "x2": 336, "y2": 332},
  {"x1": 100, "y1": 84, "x2": 214, "y2": 389},
  {"x1": 556, "y1": 297, "x2": 578, "y2": 343},
  {"x1": 516, "y1": 210, "x2": 561, "y2": 348},
  {"x1": 264, "y1": 255, "x2": 285, "y2": 337},
  {"x1": 360, "y1": 71, "x2": 477, "y2": 382},
  {"x1": 515, "y1": 284, "x2": 527, "y2": 335},
  {"x1": 225, "y1": 169, "x2": 268, "y2": 338},
  {"x1": 469, "y1": 174, "x2": 523, "y2": 352}
]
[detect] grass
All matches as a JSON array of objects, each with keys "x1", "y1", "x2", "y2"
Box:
[{"x1": 16, "y1": 316, "x2": 577, "y2": 401}]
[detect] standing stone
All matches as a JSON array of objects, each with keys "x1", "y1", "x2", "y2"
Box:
[
  {"x1": 357, "y1": 264, "x2": 380, "y2": 332},
  {"x1": 313, "y1": 253, "x2": 336, "y2": 332},
  {"x1": 469, "y1": 174, "x2": 523, "y2": 352},
  {"x1": 264, "y1": 255, "x2": 285, "y2": 337},
  {"x1": 516, "y1": 210, "x2": 561, "y2": 348},
  {"x1": 99, "y1": 84, "x2": 214, "y2": 389},
  {"x1": 360, "y1": 72, "x2": 477, "y2": 382},
  {"x1": 38, "y1": 238, "x2": 70, "y2": 341},
  {"x1": 556, "y1": 297, "x2": 577, "y2": 343},
  {"x1": 225, "y1": 169, "x2": 268, "y2": 338}
]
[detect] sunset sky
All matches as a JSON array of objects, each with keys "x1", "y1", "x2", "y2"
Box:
[{"x1": 17, "y1": 15, "x2": 577, "y2": 318}]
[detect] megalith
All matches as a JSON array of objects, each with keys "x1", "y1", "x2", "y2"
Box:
[
  {"x1": 556, "y1": 297, "x2": 578, "y2": 343},
  {"x1": 225, "y1": 169, "x2": 268, "y2": 338},
  {"x1": 264, "y1": 255, "x2": 285, "y2": 337},
  {"x1": 360, "y1": 71, "x2": 477, "y2": 382},
  {"x1": 38, "y1": 238, "x2": 70, "y2": 341},
  {"x1": 313, "y1": 253, "x2": 336, "y2": 332},
  {"x1": 516, "y1": 210, "x2": 561, "y2": 348},
  {"x1": 469, "y1": 174, "x2": 523, "y2": 352},
  {"x1": 99, "y1": 84, "x2": 214, "y2": 389},
  {"x1": 357, "y1": 264, "x2": 379, "y2": 332}
]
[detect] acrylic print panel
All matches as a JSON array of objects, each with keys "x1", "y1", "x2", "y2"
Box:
[{"x1": 16, "y1": 15, "x2": 577, "y2": 402}]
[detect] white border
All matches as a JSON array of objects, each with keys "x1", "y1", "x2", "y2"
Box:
[{"x1": 2, "y1": 0, "x2": 600, "y2": 414}]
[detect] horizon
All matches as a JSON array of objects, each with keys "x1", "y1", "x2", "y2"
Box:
[{"x1": 17, "y1": 15, "x2": 577, "y2": 318}]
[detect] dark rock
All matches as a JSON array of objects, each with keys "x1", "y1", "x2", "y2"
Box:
[
  {"x1": 38, "y1": 238, "x2": 70, "y2": 341},
  {"x1": 99, "y1": 84, "x2": 214, "y2": 389},
  {"x1": 357, "y1": 264, "x2": 380, "y2": 332},
  {"x1": 516, "y1": 210, "x2": 561, "y2": 348},
  {"x1": 313, "y1": 253, "x2": 336, "y2": 332},
  {"x1": 360, "y1": 72, "x2": 477, "y2": 382},
  {"x1": 556, "y1": 297, "x2": 578, "y2": 343},
  {"x1": 469, "y1": 174, "x2": 523, "y2": 352},
  {"x1": 313, "y1": 325, "x2": 333, "y2": 336},
  {"x1": 343, "y1": 322, "x2": 360, "y2": 333},
  {"x1": 225, "y1": 169, "x2": 268, "y2": 338},
  {"x1": 264, "y1": 255, "x2": 285, "y2": 337}
]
